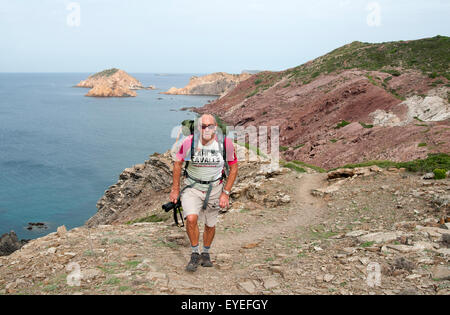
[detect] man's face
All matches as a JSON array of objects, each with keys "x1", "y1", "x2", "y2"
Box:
[{"x1": 199, "y1": 116, "x2": 216, "y2": 141}]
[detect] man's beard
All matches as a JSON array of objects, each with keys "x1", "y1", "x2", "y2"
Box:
[{"x1": 202, "y1": 132, "x2": 214, "y2": 141}]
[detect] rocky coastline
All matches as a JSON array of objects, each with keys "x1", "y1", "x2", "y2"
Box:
[{"x1": 162, "y1": 72, "x2": 252, "y2": 97}]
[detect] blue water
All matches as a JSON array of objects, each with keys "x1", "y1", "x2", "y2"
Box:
[{"x1": 0, "y1": 73, "x2": 216, "y2": 239}]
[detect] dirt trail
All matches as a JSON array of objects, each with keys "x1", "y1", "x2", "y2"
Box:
[{"x1": 206, "y1": 173, "x2": 328, "y2": 254}]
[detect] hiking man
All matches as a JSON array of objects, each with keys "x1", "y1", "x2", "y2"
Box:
[{"x1": 170, "y1": 114, "x2": 238, "y2": 272}]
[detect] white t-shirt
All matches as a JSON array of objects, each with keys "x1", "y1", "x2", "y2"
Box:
[
  {"x1": 176, "y1": 135, "x2": 238, "y2": 191},
  {"x1": 186, "y1": 139, "x2": 225, "y2": 190}
]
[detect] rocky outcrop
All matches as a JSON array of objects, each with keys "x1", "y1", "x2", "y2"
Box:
[
  {"x1": 75, "y1": 68, "x2": 148, "y2": 97},
  {"x1": 370, "y1": 87, "x2": 450, "y2": 127},
  {"x1": 162, "y1": 72, "x2": 252, "y2": 97},
  {"x1": 86, "y1": 152, "x2": 174, "y2": 227},
  {"x1": 0, "y1": 231, "x2": 27, "y2": 256}
]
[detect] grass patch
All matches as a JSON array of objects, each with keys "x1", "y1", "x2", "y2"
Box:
[
  {"x1": 109, "y1": 238, "x2": 126, "y2": 245},
  {"x1": 43, "y1": 284, "x2": 59, "y2": 292},
  {"x1": 359, "y1": 122, "x2": 374, "y2": 129},
  {"x1": 154, "y1": 237, "x2": 178, "y2": 249},
  {"x1": 104, "y1": 277, "x2": 121, "y2": 286},
  {"x1": 119, "y1": 286, "x2": 131, "y2": 292},
  {"x1": 360, "y1": 241, "x2": 375, "y2": 248},
  {"x1": 309, "y1": 225, "x2": 338, "y2": 239},
  {"x1": 292, "y1": 160, "x2": 326, "y2": 173},
  {"x1": 331, "y1": 153, "x2": 450, "y2": 173},
  {"x1": 282, "y1": 162, "x2": 307, "y2": 173},
  {"x1": 418, "y1": 142, "x2": 427, "y2": 147},
  {"x1": 125, "y1": 260, "x2": 141, "y2": 269},
  {"x1": 334, "y1": 120, "x2": 351, "y2": 129},
  {"x1": 127, "y1": 214, "x2": 165, "y2": 225}
]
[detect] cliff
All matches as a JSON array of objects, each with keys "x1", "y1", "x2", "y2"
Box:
[
  {"x1": 194, "y1": 36, "x2": 450, "y2": 169},
  {"x1": 75, "y1": 68, "x2": 151, "y2": 97},
  {"x1": 162, "y1": 72, "x2": 252, "y2": 97}
]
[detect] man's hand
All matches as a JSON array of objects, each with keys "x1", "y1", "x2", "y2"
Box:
[
  {"x1": 219, "y1": 192, "x2": 230, "y2": 209},
  {"x1": 170, "y1": 188, "x2": 180, "y2": 204}
]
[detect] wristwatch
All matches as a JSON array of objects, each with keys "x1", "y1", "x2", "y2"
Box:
[{"x1": 223, "y1": 189, "x2": 231, "y2": 196}]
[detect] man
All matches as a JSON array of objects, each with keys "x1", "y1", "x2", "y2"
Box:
[{"x1": 170, "y1": 114, "x2": 238, "y2": 272}]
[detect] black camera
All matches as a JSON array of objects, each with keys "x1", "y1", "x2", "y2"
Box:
[
  {"x1": 162, "y1": 200, "x2": 181, "y2": 212},
  {"x1": 161, "y1": 199, "x2": 184, "y2": 227}
]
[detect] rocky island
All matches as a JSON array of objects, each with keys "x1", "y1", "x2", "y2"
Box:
[
  {"x1": 162, "y1": 72, "x2": 252, "y2": 97},
  {"x1": 75, "y1": 68, "x2": 154, "y2": 97}
]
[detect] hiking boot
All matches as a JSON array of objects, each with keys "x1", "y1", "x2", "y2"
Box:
[
  {"x1": 200, "y1": 252, "x2": 213, "y2": 267},
  {"x1": 186, "y1": 252, "x2": 201, "y2": 272}
]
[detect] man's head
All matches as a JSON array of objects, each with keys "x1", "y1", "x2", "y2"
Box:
[{"x1": 198, "y1": 114, "x2": 217, "y2": 141}]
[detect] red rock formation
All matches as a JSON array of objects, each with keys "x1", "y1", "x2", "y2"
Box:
[{"x1": 195, "y1": 69, "x2": 449, "y2": 169}]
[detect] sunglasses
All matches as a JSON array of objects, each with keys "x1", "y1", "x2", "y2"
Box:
[{"x1": 201, "y1": 124, "x2": 216, "y2": 130}]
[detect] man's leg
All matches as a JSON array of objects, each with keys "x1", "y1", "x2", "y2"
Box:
[
  {"x1": 200, "y1": 184, "x2": 222, "y2": 267},
  {"x1": 185, "y1": 214, "x2": 201, "y2": 272},
  {"x1": 200, "y1": 224, "x2": 215, "y2": 267},
  {"x1": 203, "y1": 224, "x2": 215, "y2": 248},
  {"x1": 186, "y1": 214, "x2": 200, "y2": 248},
  {"x1": 181, "y1": 187, "x2": 203, "y2": 272}
]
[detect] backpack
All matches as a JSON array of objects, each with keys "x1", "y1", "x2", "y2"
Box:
[{"x1": 181, "y1": 118, "x2": 230, "y2": 180}]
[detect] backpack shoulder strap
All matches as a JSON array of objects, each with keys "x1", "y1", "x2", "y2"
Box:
[
  {"x1": 183, "y1": 134, "x2": 195, "y2": 177},
  {"x1": 222, "y1": 136, "x2": 230, "y2": 178}
]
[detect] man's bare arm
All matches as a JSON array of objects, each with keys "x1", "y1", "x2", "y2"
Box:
[
  {"x1": 224, "y1": 163, "x2": 238, "y2": 192},
  {"x1": 219, "y1": 163, "x2": 237, "y2": 208},
  {"x1": 170, "y1": 161, "x2": 183, "y2": 203}
]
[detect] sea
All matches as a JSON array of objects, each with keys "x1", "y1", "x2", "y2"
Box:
[{"x1": 0, "y1": 73, "x2": 216, "y2": 239}]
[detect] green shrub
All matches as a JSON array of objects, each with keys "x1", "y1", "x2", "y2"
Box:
[{"x1": 433, "y1": 168, "x2": 447, "y2": 180}]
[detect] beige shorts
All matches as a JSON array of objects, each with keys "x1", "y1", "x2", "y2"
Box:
[{"x1": 180, "y1": 183, "x2": 223, "y2": 227}]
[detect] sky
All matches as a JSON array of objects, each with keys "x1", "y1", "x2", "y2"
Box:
[{"x1": 0, "y1": 0, "x2": 449, "y2": 73}]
